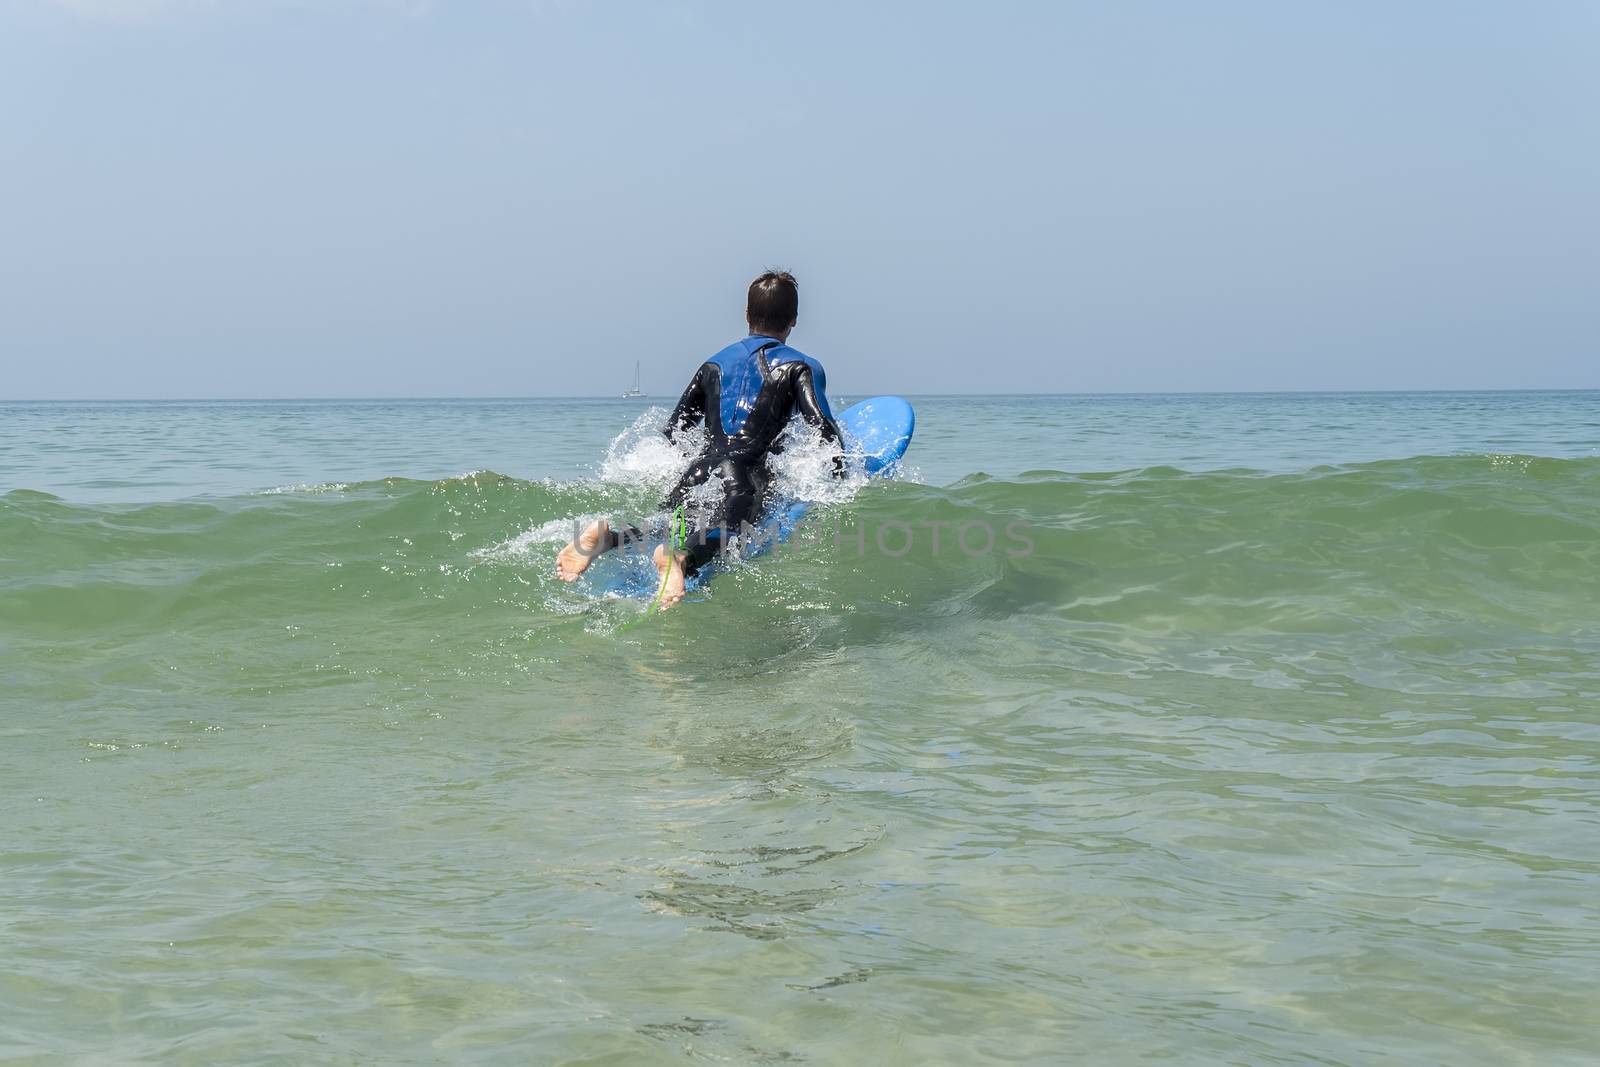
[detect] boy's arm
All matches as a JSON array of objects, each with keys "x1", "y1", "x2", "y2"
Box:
[
  {"x1": 792, "y1": 363, "x2": 847, "y2": 478},
  {"x1": 664, "y1": 364, "x2": 710, "y2": 442}
]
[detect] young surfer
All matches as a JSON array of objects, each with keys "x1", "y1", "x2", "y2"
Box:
[{"x1": 557, "y1": 270, "x2": 845, "y2": 607}]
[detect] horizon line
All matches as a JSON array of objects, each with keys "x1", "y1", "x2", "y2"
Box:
[{"x1": 3, "y1": 386, "x2": 1596, "y2": 404}]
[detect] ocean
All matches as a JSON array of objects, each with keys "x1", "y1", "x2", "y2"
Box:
[{"x1": 3, "y1": 391, "x2": 1598, "y2": 1064}]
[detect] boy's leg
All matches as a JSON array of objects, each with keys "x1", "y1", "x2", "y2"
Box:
[
  {"x1": 650, "y1": 452, "x2": 770, "y2": 608},
  {"x1": 655, "y1": 490, "x2": 763, "y2": 609}
]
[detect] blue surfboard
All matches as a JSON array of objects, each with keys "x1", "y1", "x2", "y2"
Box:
[{"x1": 590, "y1": 396, "x2": 914, "y2": 598}]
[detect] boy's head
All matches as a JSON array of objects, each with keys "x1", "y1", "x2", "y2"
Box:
[{"x1": 747, "y1": 270, "x2": 798, "y2": 340}]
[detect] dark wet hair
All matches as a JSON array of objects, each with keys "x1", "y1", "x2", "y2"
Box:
[{"x1": 746, "y1": 270, "x2": 798, "y2": 336}]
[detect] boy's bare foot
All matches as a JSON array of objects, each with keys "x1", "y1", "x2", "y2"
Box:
[
  {"x1": 556, "y1": 519, "x2": 610, "y2": 581},
  {"x1": 653, "y1": 543, "x2": 688, "y2": 608}
]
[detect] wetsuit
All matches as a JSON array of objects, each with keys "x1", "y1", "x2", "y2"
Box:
[{"x1": 642, "y1": 335, "x2": 844, "y2": 574}]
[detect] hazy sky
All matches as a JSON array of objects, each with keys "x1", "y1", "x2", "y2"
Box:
[{"x1": 2, "y1": 0, "x2": 1596, "y2": 398}]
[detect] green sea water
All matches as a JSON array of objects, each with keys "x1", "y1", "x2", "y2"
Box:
[{"x1": 3, "y1": 393, "x2": 1599, "y2": 1064}]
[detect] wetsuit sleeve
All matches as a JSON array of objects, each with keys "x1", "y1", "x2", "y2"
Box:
[
  {"x1": 793, "y1": 364, "x2": 847, "y2": 478},
  {"x1": 807, "y1": 364, "x2": 836, "y2": 422},
  {"x1": 665, "y1": 364, "x2": 709, "y2": 441}
]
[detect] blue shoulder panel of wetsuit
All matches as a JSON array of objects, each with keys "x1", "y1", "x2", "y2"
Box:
[
  {"x1": 766, "y1": 345, "x2": 834, "y2": 421},
  {"x1": 706, "y1": 338, "x2": 765, "y2": 435}
]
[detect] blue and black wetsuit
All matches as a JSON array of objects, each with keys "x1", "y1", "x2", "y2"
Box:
[{"x1": 640, "y1": 335, "x2": 844, "y2": 574}]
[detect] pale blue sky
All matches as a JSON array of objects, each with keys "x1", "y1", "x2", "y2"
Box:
[{"x1": 2, "y1": 0, "x2": 1596, "y2": 398}]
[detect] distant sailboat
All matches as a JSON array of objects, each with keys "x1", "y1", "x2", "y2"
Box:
[{"x1": 622, "y1": 360, "x2": 644, "y2": 398}]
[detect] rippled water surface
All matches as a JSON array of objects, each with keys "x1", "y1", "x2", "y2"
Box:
[{"x1": 3, "y1": 392, "x2": 1598, "y2": 1064}]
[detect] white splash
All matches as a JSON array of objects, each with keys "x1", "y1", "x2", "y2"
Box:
[
  {"x1": 254, "y1": 482, "x2": 352, "y2": 496},
  {"x1": 597, "y1": 407, "x2": 703, "y2": 491},
  {"x1": 766, "y1": 421, "x2": 868, "y2": 507},
  {"x1": 472, "y1": 513, "x2": 608, "y2": 562}
]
